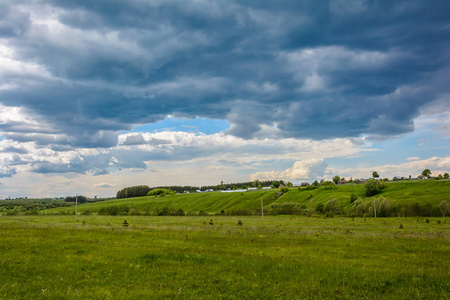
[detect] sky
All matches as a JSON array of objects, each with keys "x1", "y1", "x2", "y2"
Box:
[{"x1": 0, "y1": 0, "x2": 449, "y2": 198}]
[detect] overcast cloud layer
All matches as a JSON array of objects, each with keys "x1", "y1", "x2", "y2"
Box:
[
  {"x1": 2, "y1": 0, "x2": 450, "y2": 144},
  {"x1": 0, "y1": 0, "x2": 449, "y2": 196}
]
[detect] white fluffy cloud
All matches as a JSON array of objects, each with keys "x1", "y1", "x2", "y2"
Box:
[
  {"x1": 251, "y1": 156, "x2": 450, "y2": 183},
  {"x1": 329, "y1": 156, "x2": 450, "y2": 180},
  {"x1": 250, "y1": 158, "x2": 327, "y2": 182}
]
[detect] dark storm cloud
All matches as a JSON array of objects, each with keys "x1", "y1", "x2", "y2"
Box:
[
  {"x1": 1, "y1": 0, "x2": 450, "y2": 146},
  {"x1": 0, "y1": 5, "x2": 30, "y2": 37}
]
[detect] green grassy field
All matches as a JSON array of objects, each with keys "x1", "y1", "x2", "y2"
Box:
[
  {"x1": 0, "y1": 215, "x2": 448, "y2": 299},
  {"x1": 44, "y1": 179, "x2": 450, "y2": 216}
]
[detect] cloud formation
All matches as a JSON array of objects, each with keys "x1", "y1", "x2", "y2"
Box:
[
  {"x1": 250, "y1": 158, "x2": 328, "y2": 182},
  {"x1": 0, "y1": 131, "x2": 371, "y2": 177},
  {"x1": 329, "y1": 156, "x2": 450, "y2": 180},
  {"x1": 252, "y1": 156, "x2": 450, "y2": 182},
  {"x1": 0, "y1": 0, "x2": 449, "y2": 148}
]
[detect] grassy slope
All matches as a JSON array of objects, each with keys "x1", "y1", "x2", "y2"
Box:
[{"x1": 48, "y1": 180, "x2": 450, "y2": 215}]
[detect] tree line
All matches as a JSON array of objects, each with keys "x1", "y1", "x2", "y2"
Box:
[{"x1": 116, "y1": 180, "x2": 284, "y2": 199}]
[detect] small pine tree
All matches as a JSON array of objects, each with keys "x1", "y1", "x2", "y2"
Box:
[
  {"x1": 209, "y1": 219, "x2": 214, "y2": 225},
  {"x1": 123, "y1": 220, "x2": 129, "y2": 227},
  {"x1": 237, "y1": 220, "x2": 243, "y2": 226}
]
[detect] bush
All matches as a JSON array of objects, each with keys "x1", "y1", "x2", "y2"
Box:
[
  {"x1": 350, "y1": 193, "x2": 358, "y2": 203},
  {"x1": 175, "y1": 208, "x2": 185, "y2": 216},
  {"x1": 324, "y1": 199, "x2": 340, "y2": 217},
  {"x1": 315, "y1": 203, "x2": 324, "y2": 214},
  {"x1": 280, "y1": 187, "x2": 289, "y2": 193},
  {"x1": 365, "y1": 179, "x2": 381, "y2": 197},
  {"x1": 128, "y1": 208, "x2": 141, "y2": 215},
  {"x1": 98, "y1": 205, "x2": 119, "y2": 216},
  {"x1": 320, "y1": 181, "x2": 336, "y2": 190},
  {"x1": 268, "y1": 203, "x2": 302, "y2": 215},
  {"x1": 148, "y1": 188, "x2": 175, "y2": 197}
]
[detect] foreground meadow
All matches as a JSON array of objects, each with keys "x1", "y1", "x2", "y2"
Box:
[{"x1": 0, "y1": 216, "x2": 448, "y2": 299}]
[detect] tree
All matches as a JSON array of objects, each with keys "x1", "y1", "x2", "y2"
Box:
[
  {"x1": 332, "y1": 175, "x2": 341, "y2": 185},
  {"x1": 372, "y1": 171, "x2": 379, "y2": 178},
  {"x1": 364, "y1": 179, "x2": 380, "y2": 197},
  {"x1": 272, "y1": 181, "x2": 280, "y2": 188},
  {"x1": 421, "y1": 169, "x2": 431, "y2": 178},
  {"x1": 287, "y1": 182, "x2": 293, "y2": 187},
  {"x1": 65, "y1": 195, "x2": 87, "y2": 203},
  {"x1": 444, "y1": 173, "x2": 449, "y2": 179},
  {"x1": 324, "y1": 199, "x2": 340, "y2": 217},
  {"x1": 312, "y1": 180, "x2": 319, "y2": 187}
]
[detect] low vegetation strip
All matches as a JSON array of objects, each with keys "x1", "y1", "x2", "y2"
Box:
[
  {"x1": 30, "y1": 180, "x2": 450, "y2": 218},
  {"x1": 0, "y1": 216, "x2": 448, "y2": 299}
]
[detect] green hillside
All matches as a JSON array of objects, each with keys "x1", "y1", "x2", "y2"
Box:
[{"x1": 46, "y1": 179, "x2": 450, "y2": 217}]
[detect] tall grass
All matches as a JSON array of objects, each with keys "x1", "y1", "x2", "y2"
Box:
[{"x1": 0, "y1": 215, "x2": 448, "y2": 299}]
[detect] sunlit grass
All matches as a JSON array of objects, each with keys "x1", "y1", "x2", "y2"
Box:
[{"x1": 0, "y1": 215, "x2": 448, "y2": 299}]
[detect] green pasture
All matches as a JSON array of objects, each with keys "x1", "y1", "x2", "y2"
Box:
[
  {"x1": 44, "y1": 180, "x2": 450, "y2": 216},
  {"x1": 0, "y1": 215, "x2": 448, "y2": 299}
]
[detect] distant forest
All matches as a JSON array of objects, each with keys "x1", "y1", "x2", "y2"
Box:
[{"x1": 116, "y1": 180, "x2": 284, "y2": 199}]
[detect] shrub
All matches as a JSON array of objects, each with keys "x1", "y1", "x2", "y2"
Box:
[
  {"x1": 157, "y1": 207, "x2": 170, "y2": 216},
  {"x1": 315, "y1": 203, "x2": 324, "y2": 213},
  {"x1": 98, "y1": 205, "x2": 119, "y2": 216},
  {"x1": 280, "y1": 187, "x2": 289, "y2": 193},
  {"x1": 128, "y1": 208, "x2": 141, "y2": 215},
  {"x1": 350, "y1": 193, "x2": 358, "y2": 203},
  {"x1": 81, "y1": 210, "x2": 91, "y2": 215},
  {"x1": 148, "y1": 188, "x2": 175, "y2": 197},
  {"x1": 321, "y1": 181, "x2": 336, "y2": 190},
  {"x1": 175, "y1": 208, "x2": 185, "y2": 216},
  {"x1": 324, "y1": 199, "x2": 340, "y2": 217},
  {"x1": 269, "y1": 203, "x2": 302, "y2": 215},
  {"x1": 365, "y1": 179, "x2": 381, "y2": 197}
]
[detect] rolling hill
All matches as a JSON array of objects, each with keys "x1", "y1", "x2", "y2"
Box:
[{"x1": 45, "y1": 179, "x2": 450, "y2": 217}]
